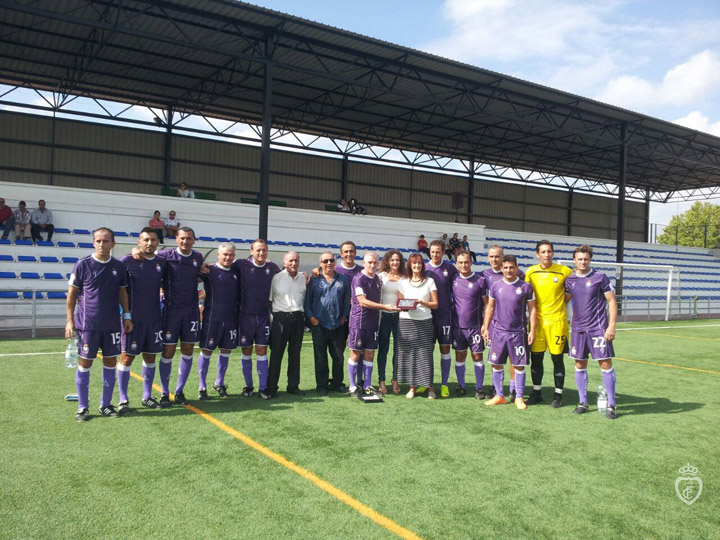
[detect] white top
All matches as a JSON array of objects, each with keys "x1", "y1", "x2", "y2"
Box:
[
  {"x1": 398, "y1": 277, "x2": 437, "y2": 321},
  {"x1": 164, "y1": 217, "x2": 179, "y2": 227},
  {"x1": 178, "y1": 189, "x2": 196, "y2": 199},
  {"x1": 379, "y1": 272, "x2": 402, "y2": 313},
  {"x1": 269, "y1": 269, "x2": 306, "y2": 313}
]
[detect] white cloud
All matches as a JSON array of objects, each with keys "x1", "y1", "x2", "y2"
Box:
[{"x1": 673, "y1": 110, "x2": 720, "y2": 137}]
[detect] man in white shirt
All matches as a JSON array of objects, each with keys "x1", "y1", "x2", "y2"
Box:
[
  {"x1": 177, "y1": 182, "x2": 196, "y2": 199},
  {"x1": 267, "y1": 251, "x2": 307, "y2": 397},
  {"x1": 163, "y1": 210, "x2": 180, "y2": 238}
]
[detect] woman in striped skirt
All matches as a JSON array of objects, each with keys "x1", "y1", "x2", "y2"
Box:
[{"x1": 396, "y1": 253, "x2": 439, "y2": 399}]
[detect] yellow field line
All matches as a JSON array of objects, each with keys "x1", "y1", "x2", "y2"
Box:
[
  {"x1": 625, "y1": 330, "x2": 720, "y2": 341},
  {"x1": 614, "y1": 357, "x2": 720, "y2": 375},
  {"x1": 128, "y1": 371, "x2": 422, "y2": 540}
]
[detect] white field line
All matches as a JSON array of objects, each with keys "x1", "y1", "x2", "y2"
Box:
[{"x1": 616, "y1": 324, "x2": 720, "y2": 331}]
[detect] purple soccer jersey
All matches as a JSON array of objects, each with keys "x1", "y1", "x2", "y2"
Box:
[
  {"x1": 335, "y1": 262, "x2": 361, "y2": 279},
  {"x1": 233, "y1": 258, "x2": 281, "y2": 315},
  {"x1": 452, "y1": 273, "x2": 487, "y2": 329},
  {"x1": 426, "y1": 260, "x2": 458, "y2": 313},
  {"x1": 69, "y1": 255, "x2": 128, "y2": 331},
  {"x1": 120, "y1": 254, "x2": 166, "y2": 323},
  {"x1": 565, "y1": 269, "x2": 613, "y2": 332},
  {"x1": 488, "y1": 278, "x2": 535, "y2": 333},
  {"x1": 349, "y1": 271, "x2": 382, "y2": 331},
  {"x1": 201, "y1": 264, "x2": 239, "y2": 323},
  {"x1": 157, "y1": 248, "x2": 204, "y2": 308},
  {"x1": 481, "y1": 267, "x2": 525, "y2": 285}
]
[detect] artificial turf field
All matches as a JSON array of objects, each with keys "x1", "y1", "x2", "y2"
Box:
[{"x1": 1, "y1": 319, "x2": 718, "y2": 540}]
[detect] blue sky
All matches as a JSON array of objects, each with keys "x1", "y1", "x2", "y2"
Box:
[{"x1": 251, "y1": 0, "x2": 720, "y2": 224}]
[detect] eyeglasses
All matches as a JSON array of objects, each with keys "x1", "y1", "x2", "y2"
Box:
[{"x1": 321, "y1": 259, "x2": 335, "y2": 264}]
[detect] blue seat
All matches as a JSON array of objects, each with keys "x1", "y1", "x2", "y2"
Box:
[
  {"x1": 20, "y1": 272, "x2": 41, "y2": 279},
  {"x1": 0, "y1": 254, "x2": 13, "y2": 261},
  {"x1": 0, "y1": 239, "x2": 10, "y2": 245},
  {"x1": 22, "y1": 291, "x2": 43, "y2": 299},
  {"x1": 37, "y1": 241, "x2": 54, "y2": 247},
  {"x1": 44, "y1": 273, "x2": 64, "y2": 280},
  {"x1": 231, "y1": 238, "x2": 243, "y2": 243},
  {"x1": 198, "y1": 236, "x2": 214, "y2": 242},
  {"x1": 78, "y1": 242, "x2": 93, "y2": 249},
  {"x1": 130, "y1": 232, "x2": 140, "y2": 237},
  {"x1": 62, "y1": 257, "x2": 79, "y2": 264},
  {"x1": 73, "y1": 229, "x2": 91, "y2": 235},
  {"x1": 18, "y1": 255, "x2": 37, "y2": 262},
  {"x1": 57, "y1": 241, "x2": 75, "y2": 248},
  {"x1": 14, "y1": 239, "x2": 33, "y2": 246},
  {"x1": 55, "y1": 227, "x2": 71, "y2": 234},
  {"x1": 215, "y1": 237, "x2": 230, "y2": 242},
  {"x1": 0, "y1": 291, "x2": 18, "y2": 298},
  {"x1": 47, "y1": 291, "x2": 67, "y2": 299},
  {"x1": 40, "y1": 256, "x2": 59, "y2": 263},
  {"x1": 115, "y1": 231, "x2": 129, "y2": 237},
  {"x1": 0, "y1": 271, "x2": 16, "y2": 279}
]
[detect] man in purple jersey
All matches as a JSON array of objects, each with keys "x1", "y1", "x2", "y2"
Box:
[
  {"x1": 565, "y1": 245, "x2": 619, "y2": 419},
  {"x1": 482, "y1": 255, "x2": 537, "y2": 410},
  {"x1": 66, "y1": 227, "x2": 132, "y2": 422},
  {"x1": 233, "y1": 239, "x2": 281, "y2": 399},
  {"x1": 481, "y1": 245, "x2": 525, "y2": 400},
  {"x1": 198, "y1": 243, "x2": 239, "y2": 400},
  {"x1": 333, "y1": 241, "x2": 362, "y2": 385},
  {"x1": 133, "y1": 227, "x2": 204, "y2": 406},
  {"x1": 347, "y1": 252, "x2": 399, "y2": 398},
  {"x1": 117, "y1": 228, "x2": 168, "y2": 412},
  {"x1": 451, "y1": 251, "x2": 489, "y2": 399},
  {"x1": 426, "y1": 240, "x2": 459, "y2": 398}
]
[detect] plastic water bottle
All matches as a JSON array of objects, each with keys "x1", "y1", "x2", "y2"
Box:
[
  {"x1": 597, "y1": 384, "x2": 608, "y2": 415},
  {"x1": 65, "y1": 336, "x2": 79, "y2": 368}
]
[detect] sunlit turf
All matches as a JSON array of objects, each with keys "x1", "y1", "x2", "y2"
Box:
[{"x1": 1, "y1": 319, "x2": 718, "y2": 539}]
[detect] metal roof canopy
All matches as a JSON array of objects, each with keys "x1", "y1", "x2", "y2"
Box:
[{"x1": 2, "y1": 0, "x2": 720, "y2": 253}]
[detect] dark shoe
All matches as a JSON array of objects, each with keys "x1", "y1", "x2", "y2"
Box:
[
  {"x1": 317, "y1": 386, "x2": 329, "y2": 396},
  {"x1": 573, "y1": 403, "x2": 589, "y2": 415},
  {"x1": 331, "y1": 383, "x2": 349, "y2": 394},
  {"x1": 142, "y1": 397, "x2": 162, "y2": 409},
  {"x1": 349, "y1": 386, "x2": 362, "y2": 399},
  {"x1": 241, "y1": 386, "x2": 255, "y2": 398},
  {"x1": 474, "y1": 388, "x2": 486, "y2": 400},
  {"x1": 213, "y1": 384, "x2": 229, "y2": 398},
  {"x1": 117, "y1": 401, "x2": 131, "y2": 415},
  {"x1": 259, "y1": 388, "x2": 273, "y2": 400},
  {"x1": 174, "y1": 391, "x2": 188, "y2": 405},
  {"x1": 198, "y1": 389, "x2": 209, "y2": 400},
  {"x1": 75, "y1": 408, "x2": 90, "y2": 422},
  {"x1": 159, "y1": 394, "x2": 172, "y2": 408},
  {"x1": 454, "y1": 386, "x2": 467, "y2": 397},
  {"x1": 605, "y1": 406, "x2": 618, "y2": 420},
  {"x1": 98, "y1": 405, "x2": 119, "y2": 418},
  {"x1": 527, "y1": 391, "x2": 544, "y2": 405},
  {"x1": 287, "y1": 387, "x2": 306, "y2": 396},
  {"x1": 550, "y1": 395, "x2": 563, "y2": 408}
]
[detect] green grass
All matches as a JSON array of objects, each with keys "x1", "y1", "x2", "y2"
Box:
[{"x1": 1, "y1": 320, "x2": 719, "y2": 539}]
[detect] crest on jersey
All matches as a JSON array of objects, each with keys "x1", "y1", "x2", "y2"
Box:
[
  {"x1": 515, "y1": 287, "x2": 522, "y2": 295},
  {"x1": 82, "y1": 343, "x2": 89, "y2": 354},
  {"x1": 265, "y1": 268, "x2": 270, "y2": 275},
  {"x1": 156, "y1": 264, "x2": 161, "y2": 272},
  {"x1": 571, "y1": 346, "x2": 577, "y2": 356},
  {"x1": 443, "y1": 269, "x2": 448, "y2": 276},
  {"x1": 491, "y1": 352, "x2": 497, "y2": 361},
  {"x1": 240, "y1": 335, "x2": 248, "y2": 344},
  {"x1": 131, "y1": 341, "x2": 138, "y2": 349},
  {"x1": 586, "y1": 280, "x2": 591, "y2": 287},
  {"x1": 112, "y1": 269, "x2": 117, "y2": 276},
  {"x1": 166, "y1": 331, "x2": 172, "y2": 340},
  {"x1": 209, "y1": 338, "x2": 215, "y2": 346},
  {"x1": 193, "y1": 260, "x2": 198, "y2": 267},
  {"x1": 553, "y1": 277, "x2": 558, "y2": 283},
  {"x1": 468, "y1": 283, "x2": 473, "y2": 288},
  {"x1": 233, "y1": 274, "x2": 237, "y2": 280},
  {"x1": 357, "y1": 339, "x2": 363, "y2": 347}
]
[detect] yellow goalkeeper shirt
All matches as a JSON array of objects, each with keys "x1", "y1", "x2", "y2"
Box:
[{"x1": 525, "y1": 263, "x2": 572, "y2": 319}]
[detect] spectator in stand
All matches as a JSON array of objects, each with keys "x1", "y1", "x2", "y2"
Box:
[
  {"x1": 13, "y1": 201, "x2": 31, "y2": 241},
  {"x1": 177, "y1": 182, "x2": 196, "y2": 199},
  {"x1": 30, "y1": 199, "x2": 54, "y2": 243},
  {"x1": 149, "y1": 210, "x2": 165, "y2": 244},
  {"x1": 349, "y1": 198, "x2": 368, "y2": 215},
  {"x1": 441, "y1": 233, "x2": 453, "y2": 260},
  {"x1": 336, "y1": 198, "x2": 351, "y2": 213},
  {"x1": 462, "y1": 235, "x2": 477, "y2": 263},
  {"x1": 0, "y1": 197, "x2": 14, "y2": 240},
  {"x1": 417, "y1": 234, "x2": 430, "y2": 257},
  {"x1": 449, "y1": 232, "x2": 462, "y2": 258},
  {"x1": 164, "y1": 210, "x2": 180, "y2": 238}
]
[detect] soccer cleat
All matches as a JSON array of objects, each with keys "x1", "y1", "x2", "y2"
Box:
[
  {"x1": 75, "y1": 408, "x2": 90, "y2": 422},
  {"x1": 440, "y1": 385, "x2": 450, "y2": 398},
  {"x1": 484, "y1": 395, "x2": 507, "y2": 406},
  {"x1": 159, "y1": 394, "x2": 172, "y2": 408},
  {"x1": 527, "y1": 391, "x2": 544, "y2": 405},
  {"x1": 415, "y1": 386, "x2": 427, "y2": 394},
  {"x1": 454, "y1": 386, "x2": 467, "y2": 397},
  {"x1": 117, "y1": 401, "x2": 131, "y2": 415},
  {"x1": 174, "y1": 391, "x2": 188, "y2": 405},
  {"x1": 259, "y1": 388, "x2": 273, "y2": 400},
  {"x1": 514, "y1": 397, "x2": 527, "y2": 410},
  {"x1": 550, "y1": 395, "x2": 563, "y2": 408},
  {"x1": 605, "y1": 406, "x2": 619, "y2": 420},
  {"x1": 427, "y1": 388, "x2": 437, "y2": 400},
  {"x1": 573, "y1": 403, "x2": 589, "y2": 415},
  {"x1": 213, "y1": 384, "x2": 229, "y2": 398},
  {"x1": 98, "y1": 405, "x2": 119, "y2": 418},
  {"x1": 474, "y1": 388, "x2": 486, "y2": 400},
  {"x1": 508, "y1": 390, "x2": 516, "y2": 403},
  {"x1": 198, "y1": 389, "x2": 209, "y2": 400},
  {"x1": 349, "y1": 386, "x2": 362, "y2": 399},
  {"x1": 241, "y1": 386, "x2": 255, "y2": 398},
  {"x1": 406, "y1": 388, "x2": 415, "y2": 399},
  {"x1": 142, "y1": 397, "x2": 162, "y2": 409}
]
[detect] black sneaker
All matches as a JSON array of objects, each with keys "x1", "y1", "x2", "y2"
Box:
[
  {"x1": 332, "y1": 384, "x2": 349, "y2": 394},
  {"x1": 550, "y1": 395, "x2": 563, "y2": 408},
  {"x1": 259, "y1": 388, "x2": 273, "y2": 400},
  {"x1": 159, "y1": 394, "x2": 172, "y2": 408},
  {"x1": 573, "y1": 403, "x2": 589, "y2": 415},
  {"x1": 117, "y1": 401, "x2": 131, "y2": 415},
  {"x1": 605, "y1": 406, "x2": 618, "y2": 420},
  {"x1": 98, "y1": 405, "x2": 119, "y2": 418},
  {"x1": 198, "y1": 389, "x2": 209, "y2": 400},
  {"x1": 454, "y1": 386, "x2": 467, "y2": 397},
  {"x1": 174, "y1": 391, "x2": 188, "y2": 405},
  {"x1": 142, "y1": 397, "x2": 162, "y2": 409},
  {"x1": 75, "y1": 408, "x2": 90, "y2": 422},
  {"x1": 474, "y1": 388, "x2": 486, "y2": 400},
  {"x1": 317, "y1": 386, "x2": 329, "y2": 396},
  {"x1": 527, "y1": 391, "x2": 544, "y2": 405},
  {"x1": 349, "y1": 386, "x2": 362, "y2": 399},
  {"x1": 287, "y1": 387, "x2": 306, "y2": 396},
  {"x1": 241, "y1": 386, "x2": 255, "y2": 398},
  {"x1": 213, "y1": 384, "x2": 229, "y2": 398}
]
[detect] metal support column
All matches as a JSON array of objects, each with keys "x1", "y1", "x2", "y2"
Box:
[
  {"x1": 163, "y1": 107, "x2": 173, "y2": 189},
  {"x1": 259, "y1": 34, "x2": 274, "y2": 241},
  {"x1": 615, "y1": 124, "x2": 628, "y2": 307},
  {"x1": 467, "y1": 159, "x2": 475, "y2": 225},
  {"x1": 49, "y1": 107, "x2": 57, "y2": 185},
  {"x1": 341, "y1": 154, "x2": 348, "y2": 202},
  {"x1": 644, "y1": 190, "x2": 651, "y2": 243},
  {"x1": 567, "y1": 187, "x2": 574, "y2": 236}
]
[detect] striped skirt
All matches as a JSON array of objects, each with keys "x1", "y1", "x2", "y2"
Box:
[{"x1": 396, "y1": 317, "x2": 434, "y2": 387}]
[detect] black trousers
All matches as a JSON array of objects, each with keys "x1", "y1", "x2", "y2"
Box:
[
  {"x1": 31, "y1": 223, "x2": 54, "y2": 242},
  {"x1": 268, "y1": 311, "x2": 304, "y2": 393},
  {"x1": 311, "y1": 324, "x2": 346, "y2": 390}
]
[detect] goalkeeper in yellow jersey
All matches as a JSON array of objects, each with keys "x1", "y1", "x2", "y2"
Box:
[{"x1": 525, "y1": 240, "x2": 572, "y2": 407}]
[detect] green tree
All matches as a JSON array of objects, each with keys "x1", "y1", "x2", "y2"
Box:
[{"x1": 657, "y1": 202, "x2": 720, "y2": 248}]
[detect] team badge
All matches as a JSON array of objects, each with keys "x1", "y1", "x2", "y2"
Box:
[
  {"x1": 553, "y1": 277, "x2": 558, "y2": 283},
  {"x1": 112, "y1": 269, "x2": 117, "y2": 276},
  {"x1": 357, "y1": 339, "x2": 363, "y2": 347},
  {"x1": 443, "y1": 269, "x2": 448, "y2": 276},
  {"x1": 676, "y1": 464, "x2": 702, "y2": 505},
  {"x1": 240, "y1": 336, "x2": 247, "y2": 344},
  {"x1": 233, "y1": 274, "x2": 237, "y2": 280},
  {"x1": 131, "y1": 340, "x2": 138, "y2": 350},
  {"x1": 166, "y1": 331, "x2": 172, "y2": 340},
  {"x1": 209, "y1": 338, "x2": 215, "y2": 346},
  {"x1": 468, "y1": 283, "x2": 473, "y2": 288},
  {"x1": 491, "y1": 352, "x2": 497, "y2": 361},
  {"x1": 515, "y1": 287, "x2": 522, "y2": 295},
  {"x1": 82, "y1": 343, "x2": 89, "y2": 354},
  {"x1": 156, "y1": 264, "x2": 161, "y2": 272},
  {"x1": 266, "y1": 268, "x2": 271, "y2": 275},
  {"x1": 571, "y1": 346, "x2": 577, "y2": 355},
  {"x1": 193, "y1": 260, "x2": 198, "y2": 267}
]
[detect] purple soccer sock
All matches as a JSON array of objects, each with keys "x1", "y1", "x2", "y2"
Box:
[
  {"x1": 117, "y1": 364, "x2": 131, "y2": 403},
  {"x1": 216, "y1": 353, "x2": 230, "y2": 387},
  {"x1": 241, "y1": 355, "x2": 253, "y2": 387},
  {"x1": 515, "y1": 370, "x2": 526, "y2": 399},
  {"x1": 363, "y1": 361, "x2": 374, "y2": 389},
  {"x1": 509, "y1": 377, "x2": 516, "y2": 394},
  {"x1": 492, "y1": 369, "x2": 504, "y2": 398},
  {"x1": 76, "y1": 367, "x2": 91, "y2": 410},
  {"x1": 440, "y1": 354, "x2": 451, "y2": 385},
  {"x1": 347, "y1": 359, "x2": 358, "y2": 389},
  {"x1": 101, "y1": 366, "x2": 116, "y2": 408},
  {"x1": 575, "y1": 368, "x2": 588, "y2": 404},
  {"x1": 602, "y1": 367, "x2": 617, "y2": 406},
  {"x1": 159, "y1": 357, "x2": 172, "y2": 395},
  {"x1": 474, "y1": 361, "x2": 485, "y2": 389},
  {"x1": 142, "y1": 362, "x2": 156, "y2": 401},
  {"x1": 257, "y1": 355, "x2": 268, "y2": 390},
  {"x1": 175, "y1": 354, "x2": 193, "y2": 394},
  {"x1": 455, "y1": 362, "x2": 466, "y2": 389},
  {"x1": 197, "y1": 353, "x2": 210, "y2": 390}
]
